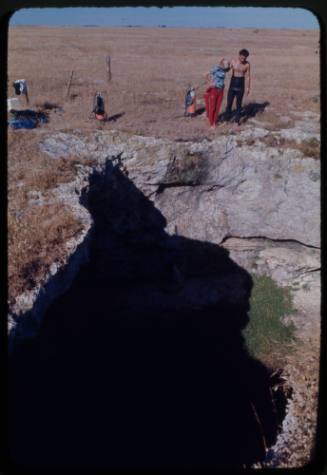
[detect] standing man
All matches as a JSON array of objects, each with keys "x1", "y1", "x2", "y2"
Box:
[{"x1": 225, "y1": 49, "x2": 251, "y2": 125}]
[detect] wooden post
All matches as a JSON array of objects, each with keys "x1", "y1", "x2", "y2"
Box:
[
  {"x1": 66, "y1": 69, "x2": 74, "y2": 99},
  {"x1": 106, "y1": 55, "x2": 112, "y2": 82},
  {"x1": 25, "y1": 89, "x2": 29, "y2": 105}
]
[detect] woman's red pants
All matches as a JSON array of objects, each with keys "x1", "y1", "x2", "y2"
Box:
[{"x1": 204, "y1": 87, "x2": 224, "y2": 126}]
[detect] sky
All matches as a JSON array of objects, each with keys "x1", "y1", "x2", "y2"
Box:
[{"x1": 10, "y1": 7, "x2": 319, "y2": 29}]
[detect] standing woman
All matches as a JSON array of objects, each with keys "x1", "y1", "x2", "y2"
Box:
[{"x1": 204, "y1": 58, "x2": 230, "y2": 129}]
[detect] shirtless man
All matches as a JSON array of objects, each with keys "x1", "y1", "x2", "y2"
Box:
[{"x1": 225, "y1": 49, "x2": 251, "y2": 125}]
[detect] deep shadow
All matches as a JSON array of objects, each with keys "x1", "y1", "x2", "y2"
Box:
[
  {"x1": 106, "y1": 112, "x2": 125, "y2": 122},
  {"x1": 69, "y1": 93, "x2": 79, "y2": 101},
  {"x1": 184, "y1": 107, "x2": 205, "y2": 118},
  {"x1": 8, "y1": 163, "x2": 282, "y2": 470},
  {"x1": 219, "y1": 101, "x2": 270, "y2": 124},
  {"x1": 195, "y1": 106, "x2": 206, "y2": 116}
]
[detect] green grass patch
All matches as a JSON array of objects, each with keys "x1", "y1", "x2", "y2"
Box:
[{"x1": 243, "y1": 274, "x2": 296, "y2": 368}]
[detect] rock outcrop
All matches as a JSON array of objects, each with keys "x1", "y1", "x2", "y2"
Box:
[
  {"x1": 39, "y1": 127, "x2": 320, "y2": 248},
  {"x1": 9, "y1": 117, "x2": 321, "y2": 468},
  {"x1": 10, "y1": 125, "x2": 320, "y2": 341}
]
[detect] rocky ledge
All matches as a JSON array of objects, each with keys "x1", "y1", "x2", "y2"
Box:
[{"x1": 8, "y1": 119, "x2": 321, "y2": 468}]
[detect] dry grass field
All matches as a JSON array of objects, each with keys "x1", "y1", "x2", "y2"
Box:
[
  {"x1": 8, "y1": 26, "x2": 320, "y2": 139},
  {"x1": 7, "y1": 26, "x2": 320, "y2": 302}
]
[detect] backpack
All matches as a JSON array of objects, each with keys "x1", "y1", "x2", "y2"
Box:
[{"x1": 93, "y1": 92, "x2": 105, "y2": 115}]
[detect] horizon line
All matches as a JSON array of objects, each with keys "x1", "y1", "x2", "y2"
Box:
[{"x1": 10, "y1": 24, "x2": 319, "y2": 30}]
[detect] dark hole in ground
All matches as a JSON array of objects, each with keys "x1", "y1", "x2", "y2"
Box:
[{"x1": 8, "y1": 161, "x2": 288, "y2": 470}]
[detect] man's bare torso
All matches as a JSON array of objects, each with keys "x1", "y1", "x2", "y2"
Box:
[{"x1": 231, "y1": 59, "x2": 250, "y2": 77}]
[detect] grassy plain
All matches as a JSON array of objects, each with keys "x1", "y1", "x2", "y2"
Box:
[{"x1": 8, "y1": 26, "x2": 320, "y2": 139}]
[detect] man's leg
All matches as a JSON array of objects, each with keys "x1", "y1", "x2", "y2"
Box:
[
  {"x1": 235, "y1": 88, "x2": 244, "y2": 124},
  {"x1": 225, "y1": 86, "x2": 235, "y2": 121}
]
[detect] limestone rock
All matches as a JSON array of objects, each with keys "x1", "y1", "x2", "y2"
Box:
[
  {"x1": 11, "y1": 124, "x2": 321, "y2": 348},
  {"x1": 222, "y1": 238, "x2": 320, "y2": 284},
  {"x1": 40, "y1": 129, "x2": 320, "y2": 248}
]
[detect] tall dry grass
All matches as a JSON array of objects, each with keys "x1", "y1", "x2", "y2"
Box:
[
  {"x1": 7, "y1": 130, "x2": 90, "y2": 301},
  {"x1": 8, "y1": 202, "x2": 84, "y2": 301}
]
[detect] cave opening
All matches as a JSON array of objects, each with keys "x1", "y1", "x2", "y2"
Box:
[{"x1": 8, "y1": 160, "x2": 289, "y2": 470}]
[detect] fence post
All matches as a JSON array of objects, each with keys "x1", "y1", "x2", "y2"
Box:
[
  {"x1": 66, "y1": 69, "x2": 74, "y2": 99},
  {"x1": 106, "y1": 55, "x2": 112, "y2": 82}
]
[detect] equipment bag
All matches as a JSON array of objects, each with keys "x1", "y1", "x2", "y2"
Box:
[
  {"x1": 184, "y1": 87, "x2": 196, "y2": 116},
  {"x1": 93, "y1": 92, "x2": 105, "y2": 115}
]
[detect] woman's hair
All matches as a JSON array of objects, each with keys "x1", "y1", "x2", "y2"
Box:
[
  {"x1": 219, "y1": 58, "x2": 230, "y2": 70},
  {"x1": 239, "y1": 49, "x2": 249, "y2": 57}
]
